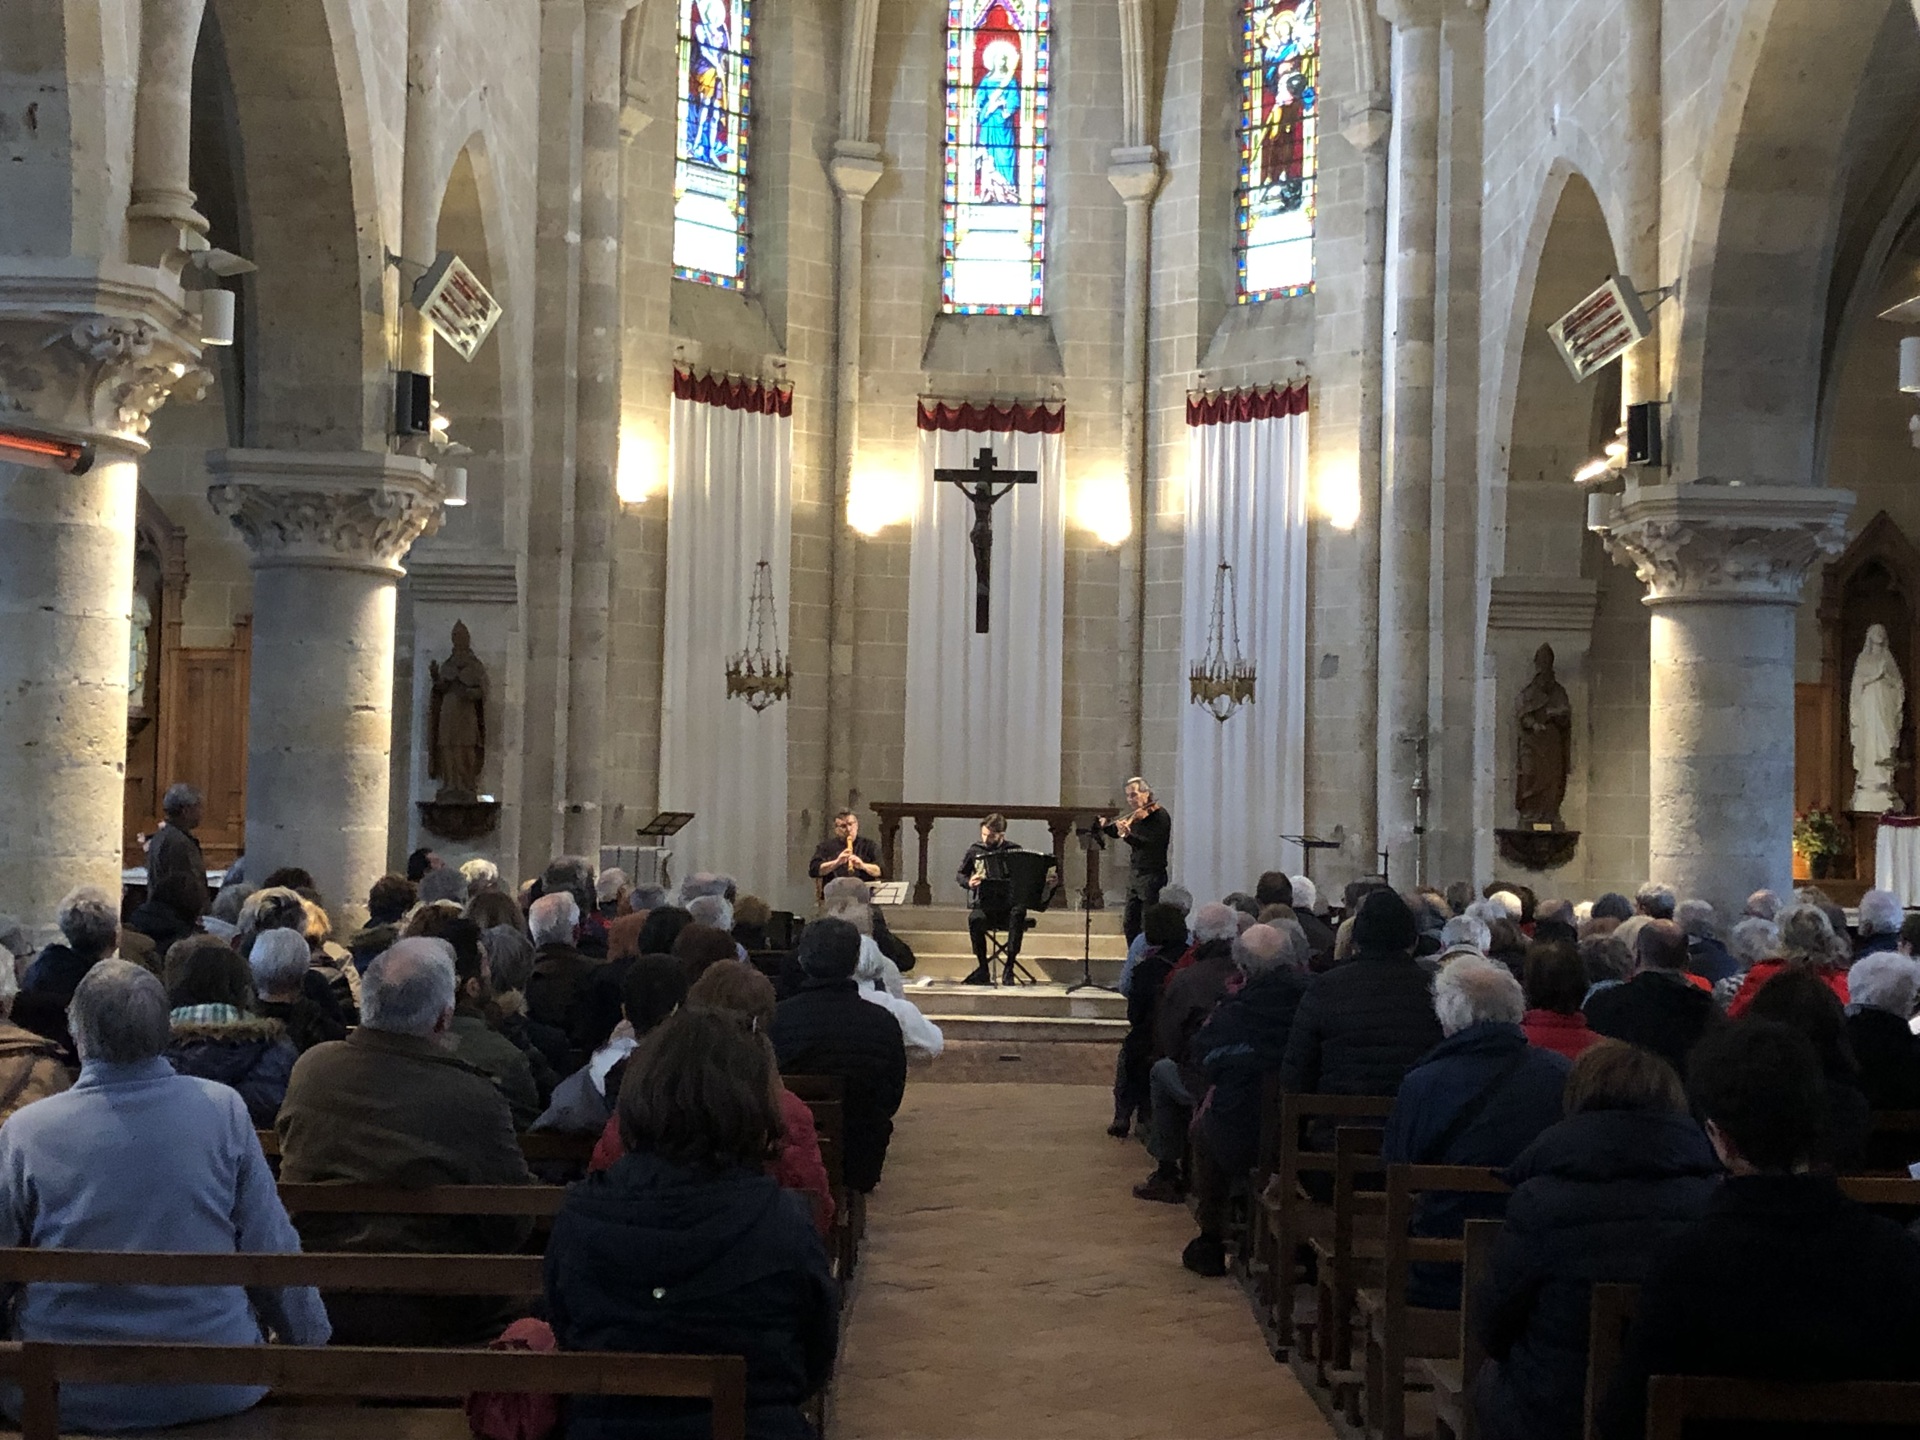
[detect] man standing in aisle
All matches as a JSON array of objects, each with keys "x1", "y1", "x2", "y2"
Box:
[
  {"x1": 1100, "y1": 777, "x2": 1171, "y2": 944},
  {"x1": 146, "y1": 783, "x2": 206, "y2": 891}
]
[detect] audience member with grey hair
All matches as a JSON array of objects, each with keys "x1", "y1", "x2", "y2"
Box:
[
  {"x1": 1579, "y1": 933, "x2": 1634, "y2": 997},
  {"x1": 1381, "y1": 953, "x2": 1571, "y2": 1306},
  {"x1": 595, "y1": 867, "x2": 628, "y2": 916},
  {"x1": 1285, "y1": 875, "x2": 1338, "y2": 963},
  {"x1": 1745, "y1": 888, "x2": 1782, "y2": 921},
  {"x1": 1729, "y1": 916, "x2": 1778, "y2": 970},
  {"x1": 1222, "y1": 891, "x2": 1261, "y2": 920},
  {"x1": 461, "y1": 857, "x2": 502, "y2": 897},
  {"x1": 1133, "y1": 906, "x2": 1244, "y2": 1205},
  {"x1": 1178, "y1": 920, "x2": 1314, "y2": 1275},
  {"x1": 417, "y1": 865, "x2": 467, "y2": 907},
  {"x1": 1675, "y1": 899, "x2": 1738, "y2": 984},
  {"x1": 0, "y1": 915, "x2": 30, "y2": 970},
  {"x1": 1844, "y1": 952, "x2": 1920, "y2": 1111},
  {"x1": 248, "y1": 928, "x2": 343, "y2": 1054},
  {"x1": 1440, "y1": 914, "x2": 1492, "y2": 956},
  {"x1": 0, "y1": 959, "x2": 326, "y2": 1431},
  {"x1": 688, "y1": 893, "x2": 736, "y2": 935},
  {"x1": 628, "y1": 883, "x2": 669, "y2": 914},
  {"x1": 479, "y1": 925, "x2": 568, "y2": 1087},
  {"x1": 1635, "y1": 882, "x2": 1677, "y2": 920},
  {"x1": 817, "y1": 874, "x2": 915, "y2": 975},
  {"x1": 525, "y1": 891, "x2": 601, "y2": 1050},
  {"x1": 1856, "y1": 889, "x2": 1905, "y2": 955},
  {"x1": 16, "y1": 887, "x2": 122, "y2": 1054},
  {"x1": 144, "y1": 782, "x2": 207, "y2": 894},
  {"x1": 679, "y1": 871, "x2": 730, "y2": 905},
  {"x1": 0, "y1": 943, "x2": 69, "y2": 1123},
  {"x1": 1727, "y1": 903, "x2": 1850, "y2": 1019},
  {"x1": 278, "y1": 940, "x2": 531, "y2": 1345}
]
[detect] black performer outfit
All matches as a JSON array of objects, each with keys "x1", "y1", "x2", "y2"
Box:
[
  {"x1": 1101, "y1": 805, "x2": 1170, "y2": 943},
  {"x1": 959, "y1": 838, "x2": 1025, "y2": 985},
  {"x1": 808, "y1": 834, "x2": 882, "y2": 881}
]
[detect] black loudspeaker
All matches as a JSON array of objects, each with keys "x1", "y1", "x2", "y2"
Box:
[
  {"x1": 1626, "y1": 401, "x2": 1662, "y2": 467},
  {"x1": 394, "y1": 370, "x2": 433, "y2": 436}
]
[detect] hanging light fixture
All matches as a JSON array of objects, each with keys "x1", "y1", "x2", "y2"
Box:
[
  {"x1": 1189, "y1": 560, "x2": 1256, "y2": 722},
  {"x1": 725, "y1": 559, "x2": 792, "y2": 712}
]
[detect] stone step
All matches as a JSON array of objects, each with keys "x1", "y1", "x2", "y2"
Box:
[
  {"x1": 921, "y1": 1013, "x2": 1127, "y2": 1045},
  {"x1": 881, "y1": 904, "x2": 1128, "y2": 937},
  {"x1": 901, "y1": 982, "x2": 1126, "y2": 1019},
  {"x1": 905, "y1": 954, "x2": 1125, "y2": 985}
]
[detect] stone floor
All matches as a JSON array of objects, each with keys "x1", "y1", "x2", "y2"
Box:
[{"x1": 831, "y1": 1083, "x2": 1334, "y2": 1440}]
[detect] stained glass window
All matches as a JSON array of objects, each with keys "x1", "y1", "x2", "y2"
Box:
[
  {"x1": 942, "y1": 0, "x2": 1050, "y2": 315},
  {"x1": 1237, "y1": 0, "x2": 1318, "y2": 301},
  {"x1": 674, "y1": 0, "x2": 751, "y2": 289}
]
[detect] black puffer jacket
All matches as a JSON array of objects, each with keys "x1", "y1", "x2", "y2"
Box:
[
  {"x1": 769, "y1": 979, "x2": 907, "y2": 1193},
  {"x1": 1194, "y1": 967, "x2": 1308, "y2": 1176},
  {"x1": 1473, "y1": 1108, "x2": 1721, "y2": 1440},
  {"x1": 546, "y1": 1152, "x2": 839, "y2": 1440},
  {"x1": 1279, "y1": 949, "x2": 1444, "y2": 1097},
  {"x1": 1848, "y1": 1007, "x2": 1920, "y2": 1112}
]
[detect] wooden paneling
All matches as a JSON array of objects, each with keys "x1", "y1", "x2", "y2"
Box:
[
  {"x1": 167, "y1": 627, "x2": 250, "y2": 866},
  {"x1": 1796, "y1": 682, "x2": 1835, "y2": 816}
]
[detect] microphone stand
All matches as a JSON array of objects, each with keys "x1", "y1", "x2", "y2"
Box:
[{"x1": 1065, "y1": 821, "x2": 1119, "y2": 995}]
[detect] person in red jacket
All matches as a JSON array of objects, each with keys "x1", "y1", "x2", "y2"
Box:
[
  {"x1": 1521, "y1": 940, "x2": 1602, "y2": 1061},
  {"x1": 590, "y1": 961, "x2": 834, "y2": 1239},
  {"x1": 1725, "y1": 903, "x2": 1850, "y2": 1019}
]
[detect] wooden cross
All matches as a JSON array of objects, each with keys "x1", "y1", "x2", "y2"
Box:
[{"x1": 934, "y1": 446, "x2": 1038, "y2": 633}]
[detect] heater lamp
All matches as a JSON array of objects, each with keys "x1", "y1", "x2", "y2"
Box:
[{"x1": 0, "y1": 426, "x2": 94, "y2": 476}]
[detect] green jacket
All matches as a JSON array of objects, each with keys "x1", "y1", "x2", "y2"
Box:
[{"x1": 448, "y1": 1013, "x2": 542, "y2": 1129}]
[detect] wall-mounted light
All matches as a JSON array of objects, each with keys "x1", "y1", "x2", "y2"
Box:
[
  {"x1": 0, "y1": 425, "x2": 93, "y2": 476},
  {"x1": 1900, "y1": 336, "x2": 1920, "y2": 394},
  {"x1": 198, "y1": 288, "x2": 235, "y2": 347},
  {"x1": 441, "y1": 464, "x2": 469, "y2": 506},
  {"x1": 616, "y1": 430, "x2": 662, "y2": 504},
  {"x1": 848, "y1": 464, "x2": 915, "y2": 536},
  {"x1": 1071, "y1": 471, "x2": 1132, "y2": 547}
]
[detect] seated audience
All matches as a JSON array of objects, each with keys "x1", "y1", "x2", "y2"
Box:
[
  {"x1": 417, "y1": 865, "x2": 467, "y2": 907},
  {"x1": 546, "y1": 1007, "x2": 839, "y2": 1439},
  {"x1": 537, "y1": 956, "x2": 686, "y2": 1136},
  {"x1": 1440, "y1": 913, "x2": 1492, "y2": 957},
  {"x1": 1531, "y1": 899, "x2": 1578, "y2": 946},
  {"x1": 16, "y1": 886, "x2": 121, "y2": 1054},
  {"x1": 0, "y1": 961, "x2": 328, "y2": 1431},
  {"x1": 466, "y1": 887, "x2": 526, "y2": 936},
  {"x1": 1134, "y1": 904, "x2": 1244, "y2": 1203},
  {"x1": 482, "y1": 923, "x2": 568, "y2": 1088},
  {"x1": 1584, "y1": 920, "x2": 1718, "y2": 1078},
  {"x1": 249, "y1": 928, "x2": 347, "y2": 1053},
  {"x1": 688, "y1": 893, "x2": 740, "y2": 944},
  {"x1": 201, "y1": 881, "x2": 252, "y2": 941},
  {"x1": 0, "y1": 957, "x2": 70, "y2": 1122},
  {"x1": 596, "y1": 866, "x2": 629, "y2": 920},
  {"x1": 126, "y1": 869, "x2": 207, "y2": 957},
  {"x1": 591, "y1": 962, "x2": 835, "y2": 1239},
  {"x1": 1845, "y1": 951, "x2": 1920, "y2": 1111},
  {"x1": 1280, "y1": 888, "x2": 1446, "y2": 1099},
  {"x1": 1726, "y1": 902, "x2": 1850, "y2": 1018},
  {"x1": 526, "y1": 890, "x2": 604, "y2": 1050},
  {"x1": 1111, "y1": 902, "x2": 1188, "y2": 1138},
  {"x1": 1523, "y1": 941, "x2": 1601, "y2": 1060},
  {"x1": 164, "y1": 938, "x2": 298, "y2": 1126},
  {"x1": 820, "y1": 876, "x2": 916, "y2": 975},
  {"x1": 1854, "y1": 888, "x2": 1905, "y2": 959},
  {"x1": 236, "y1": 886, "x2": 354, "y2": 1023},
  {"x1": 635, "y1": 904, "x2": 695, "y2": 961},
  {"x1": 854, "y1": 944, "x2": 943, "y2": 1060},
  {"x1": 1744, "y1": 888, "x2": 1781, "y2": 921},
  {"x1": 1590, "y1": 892, "x2": 1634, "y2": 924},
  {"x1": 1484, "y1": 916, "x2": 1528, "y2": 975},
  {"x1": 1634, "y1": 882, "x2": 1676, "y2": 920},
  {"x1": 277, "y1": 938, "x2": 533, "y2": 1344},
  {"x1": 824, "y1": 900, "x2": 906, "y2": 998},
  {"x1": 674, "y1": 921, "x2": 748, "y2": 987},
  {"x1": 1598, "y1": 1021, "x2": 1920, "y2": 1440},
  {"x1": 463, "y1": 857, "x2": 504, "y2": 899},
  {"x1": 1674, "y1": 899, "x2": 1736, "y2": 985},
  {"x1": 1181, "y1": 919, "x2": 1313, "y2": 1275},
  {"x1": 408, "y1": 908, "x2": 540, "y2": 1127},
  {"x1": 1383, "y1": 954, "x2": 1571, "y2": 1307},
  {"x1": 733, "y1": 894, "x2": 773, "y2": 951},
  {"x1": 543, "y1": 856, "x2": 607, "y2": 959},
  {"x1": 1473, "y1": 1042, "x2": 1719, "y2": 1440},
  {"x1": 1901, "y1": 910, "x2": 1920, "y2": 959},
  {"x1": 769, "y1": 918, "x2": 908, "y2": 1194},
  {"x1": 1743, "y1": 968, "x2": 1870, "y2": 1172}
]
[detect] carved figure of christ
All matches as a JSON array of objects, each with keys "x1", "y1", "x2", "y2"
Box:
[{"x1": 933, "y1": 445, "x2": 1038, "y2": 634}]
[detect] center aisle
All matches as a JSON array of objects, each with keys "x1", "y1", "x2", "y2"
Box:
[{"x1": 831, "y1": 1083, "x2": 1334, "y2": 1440}]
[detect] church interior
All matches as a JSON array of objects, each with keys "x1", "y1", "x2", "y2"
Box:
[{"x1": 7, "y1": 0, "x2": 1920, "y2": 1435}]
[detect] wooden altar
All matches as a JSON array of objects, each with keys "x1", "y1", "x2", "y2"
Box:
[{"x1": 868, "y1": 802, "x2": 1111, "y2": 907}]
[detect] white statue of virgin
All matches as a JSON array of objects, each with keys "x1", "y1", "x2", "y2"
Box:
[{"x1": 1850, "y1": 623, "x2": 1906, "y2": 813}]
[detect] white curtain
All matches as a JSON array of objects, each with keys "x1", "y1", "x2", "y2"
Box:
[
  {"x1": 659, "y1": 380, "x2": 791, "y2": 902},
  {"x1": 1172, "y1": 398, "x2": 1309, "y2": 905},
  {"x1": 903, "y1": 423, "x2": 1066, "y2": 899}
]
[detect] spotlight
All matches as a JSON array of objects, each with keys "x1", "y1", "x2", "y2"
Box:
[
  {"x1": 1902, "y1": 337, "x2": 1920, "y2": 395},
  {"x1": 441, "y1": 465, "x2": 468, "y2": 506},
  {"x1": 198, "y1": 288, "x2": 235, "y2": 347}
]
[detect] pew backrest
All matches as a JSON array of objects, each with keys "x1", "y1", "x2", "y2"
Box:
[
  {"x1": 0, "y1": 1248, "x2": 543, "y2": 1295},
  {"x1": 256, "y1": 1129, "x2": 595, "y2": 1167},
  {"x1": 1583, "y1": 1281, "x2": 1640, "y2": 1440},
  {"x1": 275, "y1": 1183, "x2": 566, "y2": 1217},
  {"x1": 1645, "y1": 1375, "x2": 1920, "y2": 1440}
]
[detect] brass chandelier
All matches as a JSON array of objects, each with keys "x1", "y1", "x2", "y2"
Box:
[
  {"x1": 725, "y1": 559, "x2": 792, "y2": 712},
  {"x1": 1189, "y1": 560, "x2": 1256, "y2": 722}
]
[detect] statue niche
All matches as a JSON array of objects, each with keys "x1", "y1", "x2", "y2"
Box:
[
  {"x1": 417, "y1": 620, "x2": 500, "y2": 843},
  {"x1": 1850, "y1": 623, "x2": 1906, "y2": 814},
  {"x1": 1496, "y1": 643, "x2": 1580, "y2": 872}
]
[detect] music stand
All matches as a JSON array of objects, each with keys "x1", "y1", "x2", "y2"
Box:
[
  {"x1": 634, "y1": 812, "x2": 694, "y2": 889},
  {"x1": 1067, "y1": 820, "x2": 1120, "y2": 995},
  {"x1": 1280, "y1": 834, "x2": 1342, "y2": 880},
  {"x1": 981, "y1": 850, "x2": 1053, "y2": 987}
]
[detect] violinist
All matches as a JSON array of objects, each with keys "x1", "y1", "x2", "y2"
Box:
[
  {"x1": 808, "y1": 810, "x2": 883, "y2": 883},
  {"x1": 1099, "y1": 777, "x2": 1171, "y2": 944}
]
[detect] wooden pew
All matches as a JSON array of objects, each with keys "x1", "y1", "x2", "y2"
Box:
[
  {"x1": 1644, "y1": 1375, "x2": 1920, "y2": 1438},
  {"x1": 256, "y1": 1130, "x2": 596, "y2": 1168},
  {"x1": 1314, "y1": 1125, "x2": 1386, "y2": 1404},
  {"x1": 275, "y1": 1184, "x2": 567, "y2": 1218},
  {"x1": 1425, "y1": 1219, "x2": 1502, "y2": 1440},
  {"x1": 1255, "y1": 1092, "x2": 1394, "y2": 1350},
  {"x1": 781, "y1": 1074, "x2": 857, "y2": 1277},
  {"x1": 1857, "y1": 1109, "x2": 1920, "y2": 1175},
  {"x1": 1231, "y1": 1072, "x2": 1287, "y2": 1293},
  {"x1": 1362, "y1": 1163, "x2": 1512, "y2": 1440},
  {"x1": 16, "y1": 1342, "x2": 749, "y2": 1440}
]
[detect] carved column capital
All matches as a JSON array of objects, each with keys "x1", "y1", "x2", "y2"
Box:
[
  {"x1": 830, "y1": 141, "x2": 886, "y2": 202},
  {"x1": 207, "y1": 449, "x2": 445, "y2": 576},
  {"x1": 1597, "y1": 484, "x2": 1855, "y2": 606},
  {"x1": 1107, "y1": 147, "x2": 1164, "y2": 204},
  {"x1": 0, "y1": 274, "x2": 209, "y2": 454}
]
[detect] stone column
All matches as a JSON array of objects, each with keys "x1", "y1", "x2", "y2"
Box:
[
  {"x1": 209, "y1": 450, "x2": 442, "y2": 924},
  {"x1": 127, "y1": 0, "x2": 212, "y2": 267},
  {"x1": 399, "y1": 0, "x2": 447, "y2": 376},
  {"x1": 1375, "y1": 1, "x2": 1442, "y2": 885},
  {"x1": 561, "y1": 0, "x2": 627, "y2": 859},
  {"x1": 826, "y1": 141, "x2": 884, "y2": 812},
  {"x1": 0, "y1": 287, "x2": 208, "y2": 932},
  {"x1": 1109, "y1": 146, "x2": 1162, "y2": 779},
  {"x1": 1599, "y1": 484, "x2": 1853, "y2": 919}
]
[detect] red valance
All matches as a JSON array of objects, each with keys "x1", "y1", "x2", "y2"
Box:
[
  {"x1": 1185, "y1": 381, "x2": 1309, "y2": 428},
  {"x1": 1879, "y1": 813, "x2": 1920, "y2": 829},
  {"x1": 916, "y1": 398, "x2": 1066, "y2": 434},
  {"x1": 673, "y1": 366, "x2": 793, "y2": 417}
]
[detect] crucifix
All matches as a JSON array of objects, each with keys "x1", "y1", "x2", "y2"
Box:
[{"x1": 934, "y1": 446, "x2": 1037, "y2": 633}]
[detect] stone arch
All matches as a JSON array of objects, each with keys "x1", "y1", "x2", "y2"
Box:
[
  {"x1": 198, "y1": 0, "x2": 385, "y2": 450},
  {"x1": 1672, "y1": 0, "x2": 1897, "y2": 488}
]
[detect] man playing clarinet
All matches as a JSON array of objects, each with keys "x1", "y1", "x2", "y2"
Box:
[
  {"x1": 1099, "y1": 777, "x2": 1170, "y2": 944},
  {"x1": 809, "y1": 810, "x2": 883, "y2": 883}
]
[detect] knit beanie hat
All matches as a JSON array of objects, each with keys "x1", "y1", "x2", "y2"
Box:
[{"x1": 1352, "y1": 889, "x2": 1417, "y2": 956}]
